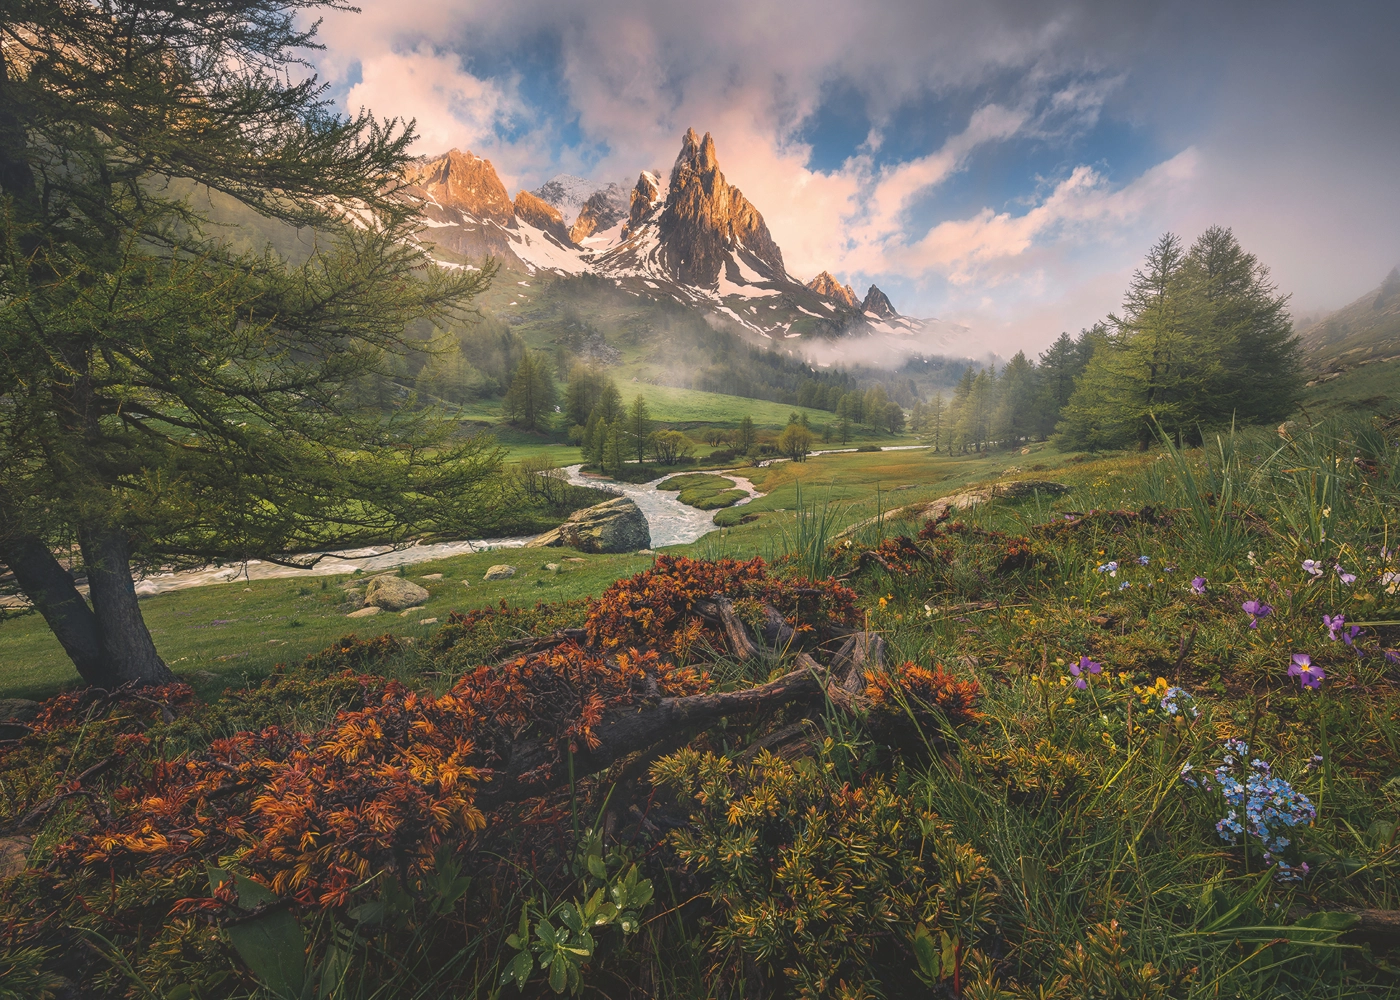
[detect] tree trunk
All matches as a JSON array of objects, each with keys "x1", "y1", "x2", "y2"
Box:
[
  {"x1": 78, "y1": 527, "x2": 175, "y2": 686},
  {"x1": 0, "y1": 532, "x2": 107, "y2": 685}
]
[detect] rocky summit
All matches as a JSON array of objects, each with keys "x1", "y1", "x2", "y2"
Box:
[
  {"x1": 392, "y1": 130, "x2": 949, "y2": 346},
  {"x1": 862, "y1": 285, "x2": 898, "y2": 318},
  {"x1": 568, "y1": 183, "x2": 630, "y2": 243},
  {"x1": 513, "y1": 190, "x2": 573, "y2": 246},
  {"x1": 527, "y1": 496, "x2": 651, "y2": 554},
  {"x1": 807, "y1": 271, "x2": 859, "y2": 308},
  {"x1": 657, "y1": 128, "x2": 786, "y2": 287}
]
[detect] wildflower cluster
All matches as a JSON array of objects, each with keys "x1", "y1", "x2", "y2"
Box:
[{"x1": 1181, "y1": 738, "x2": 1316, "y2": 881}]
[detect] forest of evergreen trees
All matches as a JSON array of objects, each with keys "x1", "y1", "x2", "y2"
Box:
[{"x1": 910, "y1": 226, "x2": 1304, "y2": 453}]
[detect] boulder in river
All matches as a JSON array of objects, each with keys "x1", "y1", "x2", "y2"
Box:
[
  {"x1": 527, "y1": 496, "x2": 651, "y2": 554},
  {"x1": 364, "y1": 575, "x2": 430, "y2": 611}
]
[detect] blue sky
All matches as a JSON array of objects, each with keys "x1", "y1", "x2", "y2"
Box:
[{"x1": 311, "y1": 0, "x2": 1400, "y2": 354}]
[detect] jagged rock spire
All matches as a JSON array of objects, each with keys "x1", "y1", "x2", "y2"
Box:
[
  {"x1": 656, "y1": 129, "x2": 785, "y2": 286},
  {"x1": 862, "y1": 285, "x2": 897, "y2": 318},
  {"x1": 806, "y1": 271, "x2": 859, "y2": 308}
]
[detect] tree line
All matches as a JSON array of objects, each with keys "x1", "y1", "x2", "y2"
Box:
[{"x1": 907, "y1": 227, "x2": 1303, "y2": 453}]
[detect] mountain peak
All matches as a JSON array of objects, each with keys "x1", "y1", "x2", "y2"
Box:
[
  {"x1": 569, "y1": 183, "x2": 631, "y2": 243},
  {"x1": 532, "y1": 174, "x2": 593, "y2": 224},
  {"x1": 402, "y1": 149, "x2": 512, "y2": 224},
  {"x1": 806, "y1": 271, "x2": 859, "y2": 308},
  {"x1": 513, "y1": 190, "x2": 573, "y2": 245},
  {"x1": 862, "y1": 285, "x2": 897, "y2": 318},
  {"x1": 657, "y1": 130, "x2": 784, "y2": 286}
]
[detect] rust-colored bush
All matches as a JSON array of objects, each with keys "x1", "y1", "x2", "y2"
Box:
[{"x1": 864, "y1": 662, "x2": 983, "y2": 726}]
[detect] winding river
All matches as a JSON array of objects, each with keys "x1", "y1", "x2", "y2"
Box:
[
  {"x1": 7, "y1": 447, "x2": 922, "y2": 603},
  {"x1": 97, "y1": 466, "x2": 763, "y2": 598}
]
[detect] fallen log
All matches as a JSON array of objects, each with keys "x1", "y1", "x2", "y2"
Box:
[
  {"x1": 715, "y1": 596, "x2": 762, "y2": 661},
  {"x1": 477, "y1": 658, "x2": 831, "y2": 808},
  {"x1": 490, "y1": 628, "x2": 589, "y2": 661}
]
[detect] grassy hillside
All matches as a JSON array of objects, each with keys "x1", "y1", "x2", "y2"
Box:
[
  {"x1": 6, "y1": 420, "x2": 1400, "y2": 997},
  {"x1": 1299, "y1": 266, "x2": 1400, "y2": 371}
]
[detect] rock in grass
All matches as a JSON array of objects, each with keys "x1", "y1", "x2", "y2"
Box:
[
  {"x1": 420, "y1": 573, "x2": 443, "y2": 580},
  {"x1": 364, "y1": 574, "x2": 430, "y2": 611},
  {"x1": 0, "y1": 699, "x2": 39, "y2": 723},
  {"x1": 398, "y1": 606, "x2": 426, "y2": 617},
  {"x1": 833, "y1": 479, "x2": 1071, "y2": 541},
  {"x1": 526, "y1": 496, "x2": 651, "y2": 554},
  {"x1": 347, "y1": 606, "x2": 381, "y2": 618},
  {"x1": 543, "y1": 563, "x2": 562, "y2": 573},
  {"x1": 418, "y1": 617, "x2": 438, "y2": 625},
  {"x1": 484, "y1": 564, "x2": 517, "y2": 581}
]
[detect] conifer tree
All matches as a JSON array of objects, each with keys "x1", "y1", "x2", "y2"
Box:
[
  {"x1": 993, "y1": 352, "x2": 1037, "y2": 447},
  {"x1": 926, "y1": 393, "x2": 946, "y2": 452},
  {"x1": 0, "y1": 0, "x2": 499, "y2": 687},
  {"x1": 502, "y1": 352, "x2": 557, "y2": 431},
  {"x1": 1056, "y1": 229, "x2": 1299, "y2": 450},
  {"x1": 603, "y1": 419, "x2": 627, "y2": 475},
  {"x1": 737, "y1": 415, "x2": 756, "y2": 453},
  {"x1": 629, "y1": 395, "x2": 651, "y2": 463}
]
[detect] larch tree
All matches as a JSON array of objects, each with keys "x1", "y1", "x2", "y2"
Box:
[
  {"x1": 1056, "y1": 229, "x2": 1300, "y2": 450},
  {"x1": 629, "y1": 395, "x2": 651, "y2": 463},
  {"x1": 502, "y1": 351, "x2": 557, "y2": 431},
  {"x1": 0, "y1": 0, "x2": 500, "y2": 687}
]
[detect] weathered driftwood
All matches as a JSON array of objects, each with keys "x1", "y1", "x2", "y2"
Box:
[
  {"x1": 478, "y1": 659, "x2": 829, "y2": 807},
  {"x1": 477, "y1": 635, "x2": 887, "y2": 808}
]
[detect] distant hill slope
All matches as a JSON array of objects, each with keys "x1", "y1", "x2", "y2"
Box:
[
  {"x1": 1297, "y1": 265, "x2": 1400, "y2": 415},
  {"x1": 1300, "y1": 266, "x2": 1400, "y2": 373}
]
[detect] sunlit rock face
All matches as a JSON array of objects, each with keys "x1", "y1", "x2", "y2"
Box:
[
  {"x1": 863, "y1": 284, "x2": 898, "y2": 319},
  {"x1": 513, "y1": 189, "x2": 574, "y2": 246},
  {"x1": 656, "y1": 128, "x2": 787, "y2": 287},
  {"x1": 807, "y1": 271, "x2": 859, "y2": 308},
  {"x1": 399, "y1": 148, "x2": 516, "y2": 257}
]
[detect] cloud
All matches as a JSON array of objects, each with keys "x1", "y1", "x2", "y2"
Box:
[{"x1": 305, "y1": 0, "x2": 1400, "y2": 356}]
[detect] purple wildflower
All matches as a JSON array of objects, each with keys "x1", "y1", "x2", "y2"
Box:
[
  {"x1": 1137, "y1": 555, "x2": 1151, "y2": 566},
  {"x1": 1335, "y1": 564, "x2": 1356, "y2": 585},
  {"x1": 1323, "y1": 613, "x2": 1345, "y2": 640},
  {"x1": 1079, "y1": 656, "x2": 1103, "y2": 675},
  {"x1": 1301, "y1": 559, "x2": 1323, "y2": 578},
  {"x1": 1068, "y1": 661, "x2": 1088, "y2": 689},
  {"x1": 1191, "y1": 576, "x2": 1207, "y2": 595},
  {"x1": 1096, "y1": 561, "x2": 1119, "y2": 577},
  {"x1": 1242, "y1": 599, "x2": 1273, "y2": 629},
  {"x1": 1288, "y1": 653, "x2": 1326, "y2": 690}
]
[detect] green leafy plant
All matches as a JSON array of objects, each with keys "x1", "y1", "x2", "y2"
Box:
[{"x1": 499, "y1": 827, "x2": 654, "y2": 995}]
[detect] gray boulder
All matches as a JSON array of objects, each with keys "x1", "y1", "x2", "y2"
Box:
[
  {"x1": 364, "y1": 575, "x2": 430, "y2": 611},
  {"x1": 0, "y1": 699, "x2": 39, "y2": 723},
  {"x1": 527, "y1": 496, "x2": 651, "y2": 554},
  {"x1": 484, "y1": 564, "x2": 517, "y2": 581}
]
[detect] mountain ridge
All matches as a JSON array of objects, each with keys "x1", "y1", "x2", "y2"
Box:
[{"x1": 397, "y1": 132, "x2": 951, "y2": 352}]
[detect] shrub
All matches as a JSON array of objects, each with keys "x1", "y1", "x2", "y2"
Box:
[{"x1": 652, "y1": 743, "x2": 998, "y2": 998}]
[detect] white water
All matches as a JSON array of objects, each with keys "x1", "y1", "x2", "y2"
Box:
[
  {"x1": 559, "y1": 465, "x2": 759, "y2": 547},
  {"x1": 0, "y1": 466, "x2": 765, "y2": 603}
]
